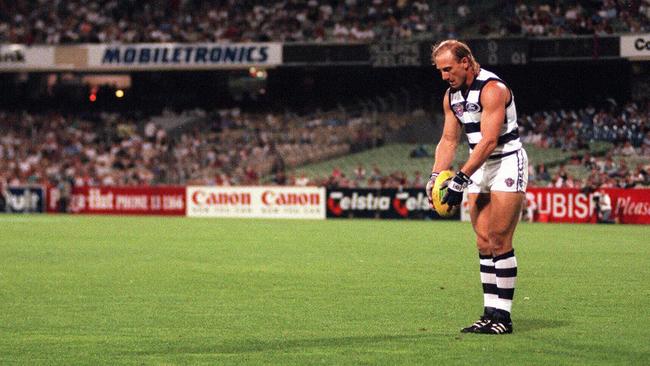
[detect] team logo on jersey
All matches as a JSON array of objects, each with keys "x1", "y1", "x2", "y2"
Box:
[
  {"x1": 452, "y1": 103, "x2": 464, "y2": 117},
  {"x1": 466, "y1": 102, "x2": 481, "y2": 113},
  {"x1": 505, "y1": 178, "x2": 515, "y2": 187}
]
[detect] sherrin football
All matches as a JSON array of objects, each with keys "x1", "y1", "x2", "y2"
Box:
[{"x1": 431, "y1": 170, "x2": 459, "y2": 218}]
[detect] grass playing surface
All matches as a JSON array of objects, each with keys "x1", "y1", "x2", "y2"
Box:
[{"x1": 1, "y1": 215, "x2": 648, "y2": 365}]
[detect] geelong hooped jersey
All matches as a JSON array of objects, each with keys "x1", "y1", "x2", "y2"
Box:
[{"x1": 449, "y1": 69, "x2": 521, "y2": 157}]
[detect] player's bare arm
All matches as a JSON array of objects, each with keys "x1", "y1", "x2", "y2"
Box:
[
  {"x1": 432, "y1": 90, "x2": 461, "y2": 174},
  {"x1": 459, "y1": 81, "x2": 510, "y2": 177},
  {"x1": 426, "y1": 90, "x2": 462, "y2": 207}
]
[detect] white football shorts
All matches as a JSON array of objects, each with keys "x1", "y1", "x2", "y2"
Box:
[{"x1": 467, "y1": 148, "x2": 528, "y2": 193}]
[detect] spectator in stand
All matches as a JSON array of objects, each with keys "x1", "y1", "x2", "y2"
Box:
[
  {"x1": 0, "y1": 173, "x2": 7, "y2": 212},
  {"x1": 330, "y1": 166, "x2": 342, "y2": 181},
  {"x1": 642, "y1": 132, "x2": 650, "y2": 155},
  {"x1": 535, "y1": 163, "x2": 551, "y2": 182},
  {"x1": 632, "y1": 164, "x2": 649, "y2": 186},
  {"x1": 616, "y1": 141, "x2": 638, "y2": 157},
  {"x1": 411, "y1": 170, "x2": 425, "y2": 189},
  {"x1": 522, "y1": 195, "x2": 537, "y2": 223},
  {"x1": 353, "y1": 163, "x2": 366, "y2": 185},
  {"x1": 367, "y1": 165, "x2": 383, "y2": 188},
  {"x1": 581, "y1": 152, "x2": 597, "y2": 170},
  {"x1": 593, "y1": 188, "x2": 614, "y2": 223},
  {"x1": 294, "y1": 172, "x2": 310, "y2": 187},
  {"x1": 56, "y1": 178, "x2": 72, "y2": 213},
  {"x1": 601, "y1": 156, "x2": 618, "y2": 177}
]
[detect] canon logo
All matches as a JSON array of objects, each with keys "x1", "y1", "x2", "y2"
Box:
[
  {"x1": 192, "y1": 190, "x2": 251, "y2": 206},
  {"x1": 261, "y1": 191, "x2": 320, "y2": 206},
  {"x1": 635, "y1": 38, "x2": 650, "y2": 51}
]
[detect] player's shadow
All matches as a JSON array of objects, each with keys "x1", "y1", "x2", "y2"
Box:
[
  {"x1": 219, "y1": 334, "x2": 434, "y2": 354},
  {"x1": 515, "y1": 318, "x2": 570, "y2": 333},
  {"x1": 135, "y1": 333, "x2": 435, "y2": 355},
  {"x1": 133, "y1": 322, "x2": 568, "y2": 356}
]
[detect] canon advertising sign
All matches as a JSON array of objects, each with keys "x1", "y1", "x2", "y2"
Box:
[
  {"x1": 187, "y1": 186, "x2": 326, "y2": 219},
  {"x1": 326, "y1": 188, "x2": 459, "y2": 219}
]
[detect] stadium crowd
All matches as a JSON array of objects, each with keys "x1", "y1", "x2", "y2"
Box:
[
  {"x1": 2, "y1": 0, "x2": 650, "y2": 44},
  {"x1": 519, "y1": 99, "x2": 650, "y2": 189},
  {"x1": 519, "y1": 100, "x2": 650, "y2": 152},
  {"x1": 0, "y1": 0, "x2": 457, "y2": 44},
  {"x1": 1, "y1": 88, "x2": 649, "y2": 192},
  {"x1": 0, "y1": 109, "x2": 395, "y2": 189},
  {"x1": 312, "y1": 164, "x2": 427, "y2": 189},
  {"x1": 493, "y1": 0, "x2": 650, "y2": 37},
  {"x1": 319, "y1": 99, "x2": 650, "y2": 190},
  {"x1": 318, "y1": 152, "x2": 649, "y2": 191},
  {"x1": 1, "y1": 97, "x2": 648, "y2": 191}
]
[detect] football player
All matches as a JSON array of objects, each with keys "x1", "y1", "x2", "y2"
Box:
[{"x1": 426, "y1": 40, "x2": 528, "y2": 334}]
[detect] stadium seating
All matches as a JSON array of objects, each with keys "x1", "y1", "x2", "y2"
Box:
[
  {"x1": 2, "y1": 1, "x2": 649, "y2": 44},
  {"x1": 1, "y1": 100, "x2": 647, "y2": 189},
  {"x1": 290, "y1": 141, "x2": 619, "y2": 187},
  {"x1": 0, "y1": 108, "x2": 406, "y2": 187}
]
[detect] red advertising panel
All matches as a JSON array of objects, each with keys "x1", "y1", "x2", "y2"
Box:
[
  {"x1": 609, "y1": 188, "x2": 650, "y2": 224},
  {"x1": 47, "y1": 186, "x2": 186, "y2": 216},
  {"x1": 526, "y1": 187, "x2": 650, "y2": 224}
]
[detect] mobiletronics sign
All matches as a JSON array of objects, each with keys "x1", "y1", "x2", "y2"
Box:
[
  {"x1": 87, "y1": 43, "x2": 282, "y2": 70},
  {"x1": 620, "y1": 34, "x2": 650, "y2": 60},
  {"x1": 187, "y1": 186, "x2": 326, "y2": 219},
  {"x1": 326, "y1": 188, "x2": 459, "y2": 220}
]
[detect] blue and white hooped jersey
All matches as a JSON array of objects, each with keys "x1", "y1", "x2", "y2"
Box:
[{"x1": 448, "y1": 69, "x2": 521, "y2": 158}]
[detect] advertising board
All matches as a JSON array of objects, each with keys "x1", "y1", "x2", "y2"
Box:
[{"x1": 187, "y1": 186, "x2": 326, "y2": 219}]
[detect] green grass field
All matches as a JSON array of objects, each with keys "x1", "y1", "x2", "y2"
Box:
[{"x1": 1, "y1": 215, "x2": 648, "y2": 365}]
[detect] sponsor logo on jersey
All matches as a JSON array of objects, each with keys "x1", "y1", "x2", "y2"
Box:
[
  {"x1": 452, "y1": 103, "x2": 465, "y2": 117},
  {"x1": 466, "y1": 102, "x2": 481, "y2": 113}
]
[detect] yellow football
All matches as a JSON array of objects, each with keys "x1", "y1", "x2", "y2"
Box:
[{"x1": 431, "y1": 170, "x2": 459, "y2": 218}]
